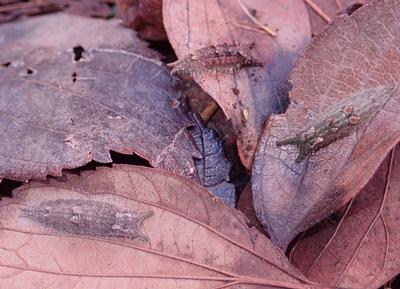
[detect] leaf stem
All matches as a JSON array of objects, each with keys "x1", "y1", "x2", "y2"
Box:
[{"x1": 303, "y1": 0, "x2": 332, "y2": 23}]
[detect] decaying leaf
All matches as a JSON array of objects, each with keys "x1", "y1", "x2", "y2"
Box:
[
  {"x1": 61, "y1": 0, "x2": 115, "y2": 19},
  {"x1": 192, "y1": 113, "x2": 232, "y2": 188},
  {"x1": 237, "y1": 183, "x2": 262, "y2": 231},
  {"x1": 0, "y1": 14, "x2": 200, "y2": 181},
  {"x1": 290, "y1": 147, "x2": 400, "y2": 289},
  {"x1": 191, "y1": 113, "x2": 236, "y2": 206},
  {"x1": 0, "y1": 0, "x2": 60, "y2": 23},
  {"x1": 116, "y1": 0, "x2": 167, "y2": 41},
  {"x1": 0, "y1": 0, "x2": 115, "y2": 24},
  {"x1": 163, "y1": 0, "x2": 311, "y2": 169},
  {"x1": 0, "y1": 165, "x2": 336, "y2": 289},
  {"x1": 252, "y1": 0, "x2": 400, "y2": 249},
  {"x1": 0, "y1": 13, "x2": 160, "y2": 59}
]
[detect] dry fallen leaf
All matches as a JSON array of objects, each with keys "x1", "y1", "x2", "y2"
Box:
[
  {"x1": 61, "y1": 0, "x2": 115, "y2": 19},
  {"x1": 290, "y1": 146, "x2": 400, "y2": 289},
  {"x1": 191, "y1": 114, "x2": 236, "y2": 206},
  {"x1": 252, "y1": 0, "x2": 400, "y2": 249},
  {"x1": 237, "y1": 183, "x2": 263, "y2": 231},
  {"x1": 163, "y1": 0, "x2": 311, "y2": 169},
  {"x1": 0, "y1": 165, "x2": 338, "y2": 289},
  {"x1": 117, "y1": 0, "x2": 167, "y2": 41},
  {"x1": 0, "y1": 0, "x2": 114, "y2": 24},
  {"x1": 0, "y1": 14, "x2": 200, "y2": 181},
  {"x1": 0, "y1": 13, "x2": 160, "y2": 59},
  {"x1": 0, "y1": 1, "x2": 60, "y2": 23}
]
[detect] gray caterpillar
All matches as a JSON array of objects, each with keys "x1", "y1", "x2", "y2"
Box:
[
  {"x1": 168, "y1": 43, "x2": 262, "y2": 76},
  {"x1": 276, "y1": 85, "x2": 396, "y2": 163},
  {"x1": 22, "y1": 199, "x2": 153, "y2": 241}
]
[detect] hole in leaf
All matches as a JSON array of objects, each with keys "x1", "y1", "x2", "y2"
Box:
[
  {"x1": 346, "y1": 3, "x2": 363, "y2": 15},
  {"x1": 148, "y1": 40, "x2": 177, "y2": 63},
  {"x1": 73, "y1": 45, "x2": 86, "y2": 61},
  {"x1": 19, "y1": 67, "x2": 36, "y2": 76},
  {"x1": 63, "y1": 151, "x2": 150, "y2": 176},
  {"x1": 0, "y1": 179, "x2": 23, "y2": 198},
  {"x1": 110, "y1": 151, "x2": 150, "y2": 167},
  {"x1": 72, "y1": 72, "x2": 77, "y2": 82},
  {"x1": 1, "y1": 62, "x2": 11, "y2": 67}
]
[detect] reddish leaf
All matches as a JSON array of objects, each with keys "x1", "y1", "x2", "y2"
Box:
[
  {"x1": 0, "y1": 1, "x2": 60, "y2": 23},
  {"x1": 117, "y1": 0, "x2": 167, "y2": 41},
  {"x1": 163, "y1": 0, "x2": 311, "y2": 168},
  {"x1": 62, "y1": 0, "x2": 115, "y2": 19},
  {"x1": 0, "y1": 14, "x2": 199, "y2": 181},
  {"x1": 305, "y1": 0, "x2": 370, "y2": 35},
  {"x1": 237, "y1": 183, "x2": 263, "y2": 231},
  {"x1": 252, "y1": 0, "x2": 400, "y2": 249},
  {"x1": 290, "y1": 147, "x2": 400, "y2": 289},
  {"x1": 0, "y1": 165, "x2": 336, "y2": 289}
]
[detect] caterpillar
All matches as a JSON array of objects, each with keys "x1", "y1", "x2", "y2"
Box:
[
  {"x1": 168, "y1": 43, "x2": 263, "y2": 76},
  {"x1": 276, "y1": 85, "x2": 396, "y2": 163},
  {"x1": 21, "y1": 199, "x2": 153, "y2": 241}
]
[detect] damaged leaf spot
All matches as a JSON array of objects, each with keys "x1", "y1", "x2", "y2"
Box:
[
  {"x1": 22, "y1": 199, "x2": 154, "y2": 241},
  {"x1": 276, "y1": 86, "x2": 396, "y2": 163},
  {"x1": 18, "y1": 67, "x2": 36, "y2": 76},
  {"x1": 72, "y1": 45, "x2": 86, "y2": 61},
  {"x1": 346, "y1": 3, "x2": 364, "y2": 15}
]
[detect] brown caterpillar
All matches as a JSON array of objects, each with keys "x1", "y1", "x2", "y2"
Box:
[
  {"x1": 21, "y1": 199, "x2": 153, "y2": 241},
  {"x1": 276, "y1": 85, "x2": 396, "y2": 163},
  {"x1": 168, "y1": 43, "x2": 263, "y2": 76}
]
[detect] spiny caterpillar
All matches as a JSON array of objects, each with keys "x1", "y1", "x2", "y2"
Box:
[
  {"x1": 168, "y1": 43, "x2": 263, "y2": 76},
  {"x1": 22, "y1": 199, "x2": 153, "y2": 241},
  {"x1": 276, "y1": 85, "x2": 396, "y2": 163}
]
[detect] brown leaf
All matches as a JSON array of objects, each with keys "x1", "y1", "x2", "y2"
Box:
[
  {"x1": 0, "y1": 165, "x2": 335, "y2": 289},
  {"x1": 305, "y1": 0, "x2": 370, "y2": 35},
  {"x1": 117, "y1": 0, "x2": 167, "y2": 41},
  {"x1": 290, "y1": 146, "x2": 400, "y2": 289},
  {"x1": 0, "y1": 13, "x2": 160, "y2": 59},
  {"x1": 163, "y1": 0, "x2": 311, "y2": 168},
  {"x1": 0, "y1": 1, "x2": 60, "y2": 24},
  {"x1": 252, "y1": 0, "x2": 400, "y2": 249},
  {"x1": 237, "y1": 183, "x2": 263, "y2": 231},
  {"x1": 0, "y1": 14, "x2": 199, "y2": 181},
  {"x1": 0, "y1": 0, "x2": 115, "y2": 24},
  {"x1": 61, "y1": 0, "x2": 115, "y2": 19}
]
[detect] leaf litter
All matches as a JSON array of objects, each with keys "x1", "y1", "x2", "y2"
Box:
[{"x1": 1, "y1": 1, "x2": 400, "y2": 288}]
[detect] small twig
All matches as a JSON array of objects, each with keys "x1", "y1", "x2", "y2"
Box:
[
  {"x1": 200, "y1": 100, "x2": 219, "y2": 123},
  {"x1": 231, "y1": 22, "x2": 266, "y2": 33},
  {"x1": 303, "y1": 0, "x2": 332, "y2": 23},
  {"x1": 236, "y1": 0, "x2": 277, "y2": 37}
]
